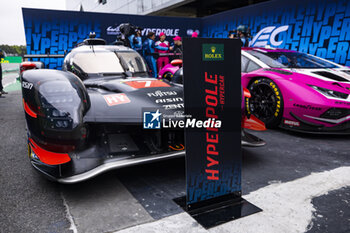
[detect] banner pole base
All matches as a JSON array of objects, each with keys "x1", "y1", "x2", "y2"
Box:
[{"x1": 173, "y1": 195, "x2": 262, "y2": 229}]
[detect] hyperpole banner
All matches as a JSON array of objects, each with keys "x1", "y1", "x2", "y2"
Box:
[
  {"x1": 175, "y1": 38, "x2": 261, "y2": 229},
  {"x1": 22, "y1": 8, "x2": 200, "y2": 69},
  {"x1": 201, "y1": 0, "x2": 350, "y2": 66},
  {"x1": 183, "y1": 38, "x2": 242, "y2": 207}
]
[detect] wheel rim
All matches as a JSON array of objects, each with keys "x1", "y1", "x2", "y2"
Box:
[
  {"x1": 163, "y1": 72, "x2": 173, "y2": 81},
  {"x1": 249, "y1": 83, "x2": 278, "y2": 122}
]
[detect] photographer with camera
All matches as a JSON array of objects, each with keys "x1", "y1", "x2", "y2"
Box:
[
  {"x1": 128, "y1": 28, "x2": 143, "y2": 54},
  {"x1": 114, "y1": 23, "x2": 142, "y2": 50}
]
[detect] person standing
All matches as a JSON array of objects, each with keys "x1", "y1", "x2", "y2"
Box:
[
  {"x1": 228, "y1": 30, "x2": 235, "y2": 39},
  {"x1": 128, "y1": 29, "x2": 142, "y2": 54},
  {"x1": 143, "y1": 32, "x2": 158, "y2": 78},
  {"x1": 155, "y1": 32, "x2": 170, "y2": 72},
  {"x1": 235, "y1": 25, "x2": 250, "y2": 47},
  {"x1": 170, "y1": 36, "x2": 182, "y2": 59},
  {"x1": 0, "y1": 49, "x2": 8, "y2": 95},
  {"x1": 142, "y1": 32, "x2": 168, "y2": 78}
]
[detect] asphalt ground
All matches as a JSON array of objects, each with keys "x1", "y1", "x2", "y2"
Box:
[{"x1": 0, "y1": 89, "x2": 349, "y2": 233}]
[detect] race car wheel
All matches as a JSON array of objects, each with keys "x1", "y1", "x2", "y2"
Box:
[
  {"x1": 163, "y1": 72, "x2": 173, "y2": 82},
  {"x1": 247, "y1": 78, "x2": 283, "y2": 128}
]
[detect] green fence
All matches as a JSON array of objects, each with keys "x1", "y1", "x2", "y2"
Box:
[{"x1": 1, "y1": 56, "x2": 22, "y2": 64}]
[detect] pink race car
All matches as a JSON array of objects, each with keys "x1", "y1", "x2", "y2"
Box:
[
  {"x1": 159, "y1": 59, "x2": 267, "y2": 146},
  {"x1": 158, "y1": 59, "x2": 182, "y2": 80},
  {"x1": 160, "y1": 47, "x2": 350, "y2": 134}
]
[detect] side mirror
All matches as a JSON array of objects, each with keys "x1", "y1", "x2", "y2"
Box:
[
  {"x1": 20, "y1": 62, "x2": 38, "y2": 75},
  {"x1": 171, "y1": 59, "x2": 183, "y2": 67}
]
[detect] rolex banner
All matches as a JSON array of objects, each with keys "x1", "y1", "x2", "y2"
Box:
[{"x1": 183, "y1": 38, "x2": 242, "y2": 208}]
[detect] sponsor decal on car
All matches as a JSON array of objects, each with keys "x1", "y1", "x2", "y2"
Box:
[
  {"x1": 335, "y1": 101, "x2": 350, "y2": 106},
  {"x1": 245, "y1": 95, "x2": 251, "y2": 115},
  {"x1": 147, "y1": 90, "x2": 177, "y2": 97},
  {"x1": 293, "y1": 103, "x2": 322, "y2": 111},
  {"x1": 152, "y1": 97, "x2": 183, "y2": 109},
  {"x1": 22, "y1": 81, "x2": 34, "y2": 90},
  {"x1": 103, "y1": 93, "x2": 130, "y2": 106},
  {"x1": 155, "y1": 97, "x2": 183, "y2": 104},
  {"x1": 284, "y1": 119, "x2": 300, "y2": 126},
  {"x1": 202, "y1": 44, "x2": 224, "y2": 61},
  {"x1": 268, "y1": 81, "x2": 282, "y2": 117},
  {"x1": 125, "y1": 80, "x2": 170, "y2": 88},
  {"x1": 163, "y1": 103, "x2": 184, "y2": 110}
]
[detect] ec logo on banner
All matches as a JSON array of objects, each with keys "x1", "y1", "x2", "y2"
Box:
[
  {"x1": 143, "y1": 110, "x2": 162, "y2": 129},
  {"x1": 250, "y1": 25, "x2": 289, "y2": 47}
]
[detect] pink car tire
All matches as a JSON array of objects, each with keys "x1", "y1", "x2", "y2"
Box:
[{"x1": 248, "y1": 78, "x2": 284, "y2": 128}]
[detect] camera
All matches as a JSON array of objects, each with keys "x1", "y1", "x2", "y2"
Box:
[{"x1": 114, "y1": 23, "x2": 143, "y2": 47}]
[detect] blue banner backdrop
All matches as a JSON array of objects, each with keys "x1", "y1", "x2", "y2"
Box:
[
  {"x1": 22, "y1": 8, "x2": 201, "y2": 69},
  {"x1": 23, "y1": 0, "x2": 350, "y2": 68},
  {"x1": 201, "y1": 0, "x2": 350, "y2": 66}
]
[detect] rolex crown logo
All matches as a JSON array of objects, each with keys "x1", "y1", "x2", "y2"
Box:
[{"x1": 211, "y1": 46, "x2": 216, "y2": 53}]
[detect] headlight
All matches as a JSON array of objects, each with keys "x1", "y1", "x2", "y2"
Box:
[
  {"x1": 38, "y1": 81, "x2": 80, "y2": 130},
  {"x1": 308, "y1": 85, "x2": 349, "y2": 99}
]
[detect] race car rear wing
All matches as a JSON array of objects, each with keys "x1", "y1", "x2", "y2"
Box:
[{"x1": 21, "y1": 54, "x2": 65, "y2": 73}]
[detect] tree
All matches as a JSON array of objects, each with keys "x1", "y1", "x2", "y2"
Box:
[{"x1": 0, "y1": 45, "x2": 26, "y2": 56}]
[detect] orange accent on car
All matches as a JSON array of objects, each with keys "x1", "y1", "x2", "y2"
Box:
[
  {"x1": 23, "y1": 99, "x2": 37, "y2": 118},
  {"x1": 169, "y1": 144, "x2": 185, "y2": 151},
  {"x1": 243, "y1": 87, "x2": 251, "y2": 98},
  {"x1": 28, "y1": 138, "x2": 71, "y2": 165},
  {"x1": 243, "y1": 115, "x2": 266, "y2": 131},
  {"x1": 125, "y1": 80, "x2": 170, "y2": 88}
]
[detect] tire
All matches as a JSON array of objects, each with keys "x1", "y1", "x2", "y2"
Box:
[
  {"x1": 162, "y1": 72, "x2": 173, "y2": 81},
  {"x1": 247, "y1": 78, "x2": 283, "y2": 128}
]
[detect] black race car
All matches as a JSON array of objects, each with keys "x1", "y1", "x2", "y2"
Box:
[{"x1": 21, "y1": 38, "x2": 265, "y2": 183}]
